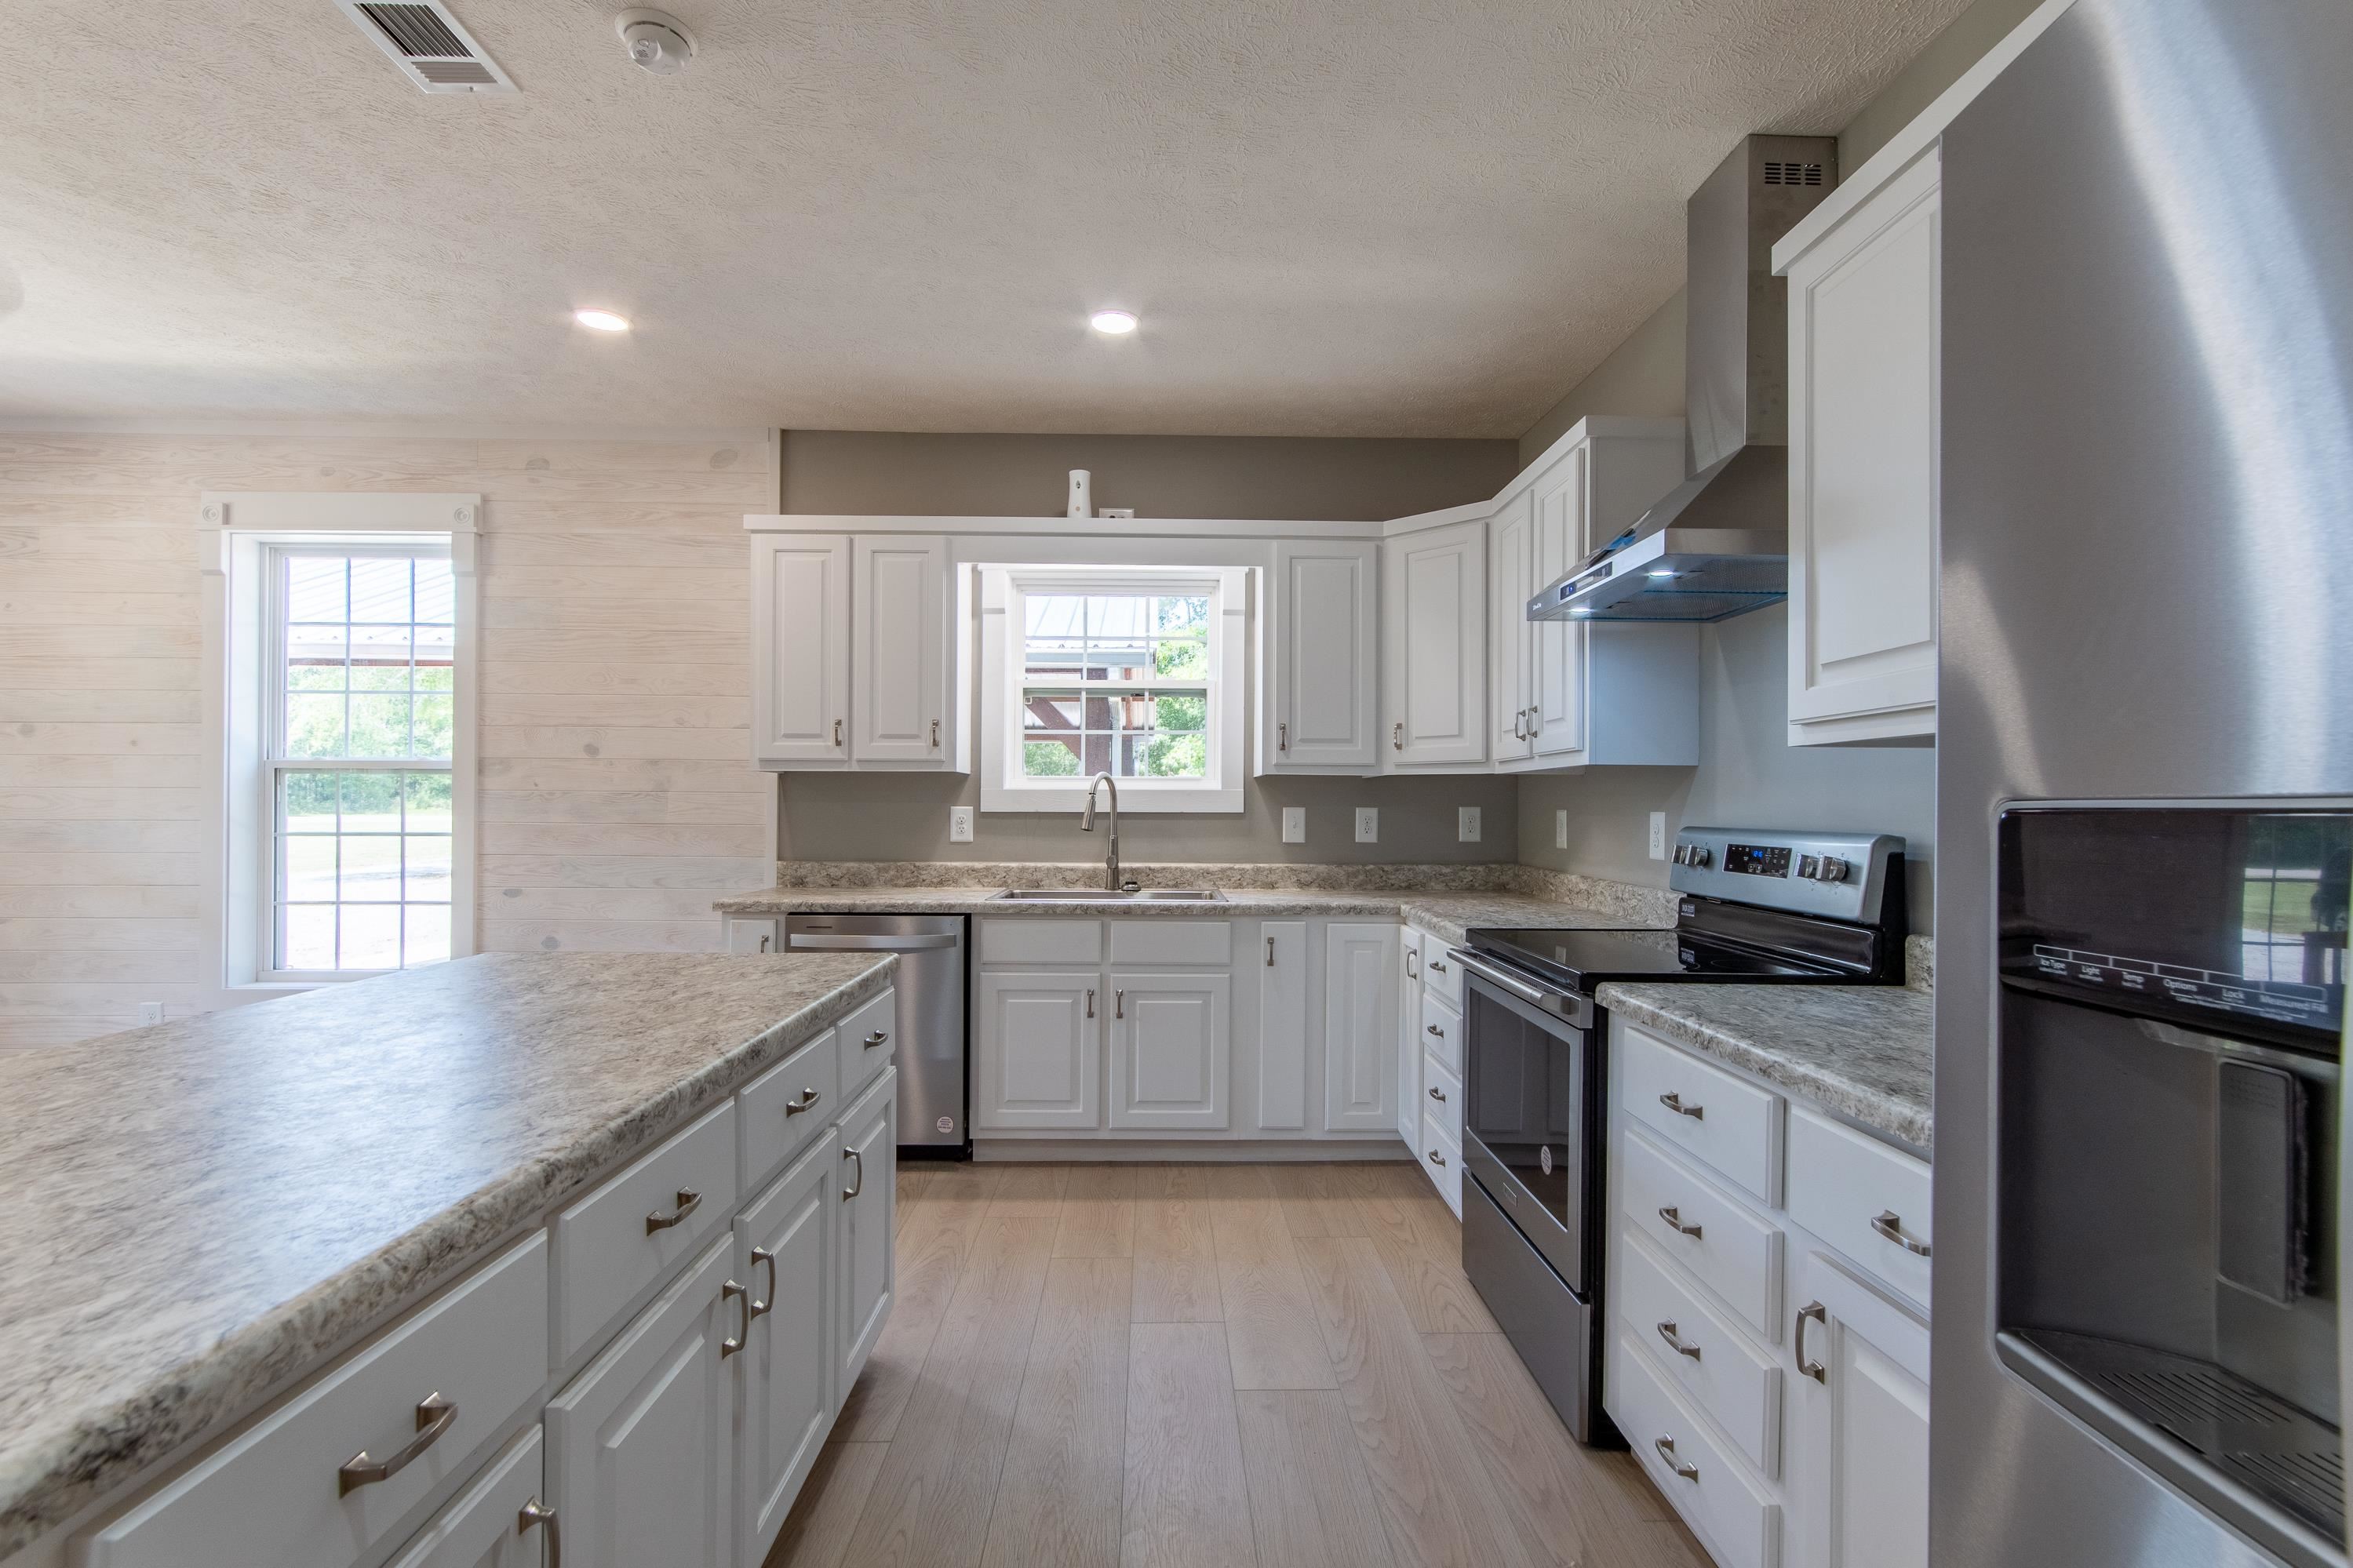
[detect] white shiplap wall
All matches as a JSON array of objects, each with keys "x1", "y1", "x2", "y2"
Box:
[{"x1": 0, "y1": 433, "x2": 778, "y2": 1050}]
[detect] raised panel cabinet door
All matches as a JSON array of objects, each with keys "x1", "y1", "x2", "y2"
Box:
[
  {"x1": 851, "y1": 535, "x2": 949, "y2": 765},
  {"x1": 1531, "y1": 449, "x2": 1590, "y2": 761},
  {"x1": 723, "y1": 916, "x2": 778, "y2": 955},
  {"x1": 973, "y1": 970, "x2": 1101, "y2": 1130},
  {"x1": 1258, "y1": 921, "x2": 1309, "y2": 1131},
  {"x1": 1380, "y1": 520, "x2": 1488, "y2": 766},
  {"x1": 836, "y1": 1068, "x2": 898, "y2": 1394},
  {"x1": 381, "y1": 1428, "x2": 552, "y2": 1568},
  {"x1": 1787, "y1": 152, "x2": 1940, "y2": 743},
  {"x1": 752, "y1": 533, "x2": 851, "y2": 767},
  {"x1": 1791, "y1": 1252, "x2": 1931, "y2": 1568},
  {"x1": 1322, "y1": 922, "x2": 1397, "y2": 1131},
  {"x1": 1263, "y1": 540, "x2": 1377, "y2": 771},
  {"x1": 1396, "y1": 927, "x2": 1423, "y2": 1141},
  {"x1": 546, "y1": 1235, "x2": 739, "y2": 1568},
  {"x1": 1488, "y1": 491, "x2": 1534, "y2": 763},
  {"x1": 1107, "y1": 970, "x2": 1232, "y2": 1130},
  {"x1": 734, "y1": 1139, "x2": 834, "y2": 1568}
]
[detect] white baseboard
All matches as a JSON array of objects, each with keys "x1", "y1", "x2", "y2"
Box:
[{"x1": 971, "y1": 1137, "x2": 1414, "y2": 1164}]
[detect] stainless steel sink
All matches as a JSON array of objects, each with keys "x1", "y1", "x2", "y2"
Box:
[{"x1": 991, "y1": 888, "x2": 1226, "y2": 903}]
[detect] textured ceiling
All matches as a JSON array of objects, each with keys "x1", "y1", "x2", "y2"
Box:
[{"x1": 0, "y1": 0, "x2": 1969, "y2": 435}]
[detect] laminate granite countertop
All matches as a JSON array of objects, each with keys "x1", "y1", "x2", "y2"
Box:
[
  {"x1": 0, "y1": 950, "x2": 894, "y2": 1559},
  {"x1": 1597, "y1": 980, "x2": 1935, "y2": 1155}
]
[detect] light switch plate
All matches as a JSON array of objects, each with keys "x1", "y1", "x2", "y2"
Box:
[
  {"x1": 1648, "y1": 811, "x2": 1668, "y2": 860},
  {"x1": 1556, "y1": 808, "x2": 1568, "y2": 849},
  {"x1": 949, "y1": 806, "x2": 974, "y2": 843},
  {"x1": 1354, "y1": 806, "x2": 1379, "y2": 843},
  {"x1": 1281, "y1": 806, "x2": 1306, "y2": 843},
  {"x1": 1458, "y1": 806, "x2": 1481, "y2": 842}
]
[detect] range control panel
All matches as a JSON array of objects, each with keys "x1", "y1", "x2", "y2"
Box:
[{"x1": 1668, "y1": 828, "x2": 1903, "y2": 926}]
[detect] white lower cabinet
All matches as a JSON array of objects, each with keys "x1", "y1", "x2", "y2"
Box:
[
  {"x1": 384, "y1": 1428, "x2": 552, "y2": 1568},
  {"x1": 1258, "y1": 921, "x2": 1311, "y2": 1133},
  {"x1": 734, "y1": 1141, "x2": 835, "y2": 1568},
  {"x1": 546, "y1": 1235, "x2": 740, "y2": 1568},
  {"x1": 974, "y1": 970, "x2": 1101, "y2": 1130},
  {"x1": 1108, "y1": 971, "x2": 1232, "y2": 1130},
  {"x1": 1396, "y1": 925, "x2": 1424, "y2": 1142},
  {"x1": 1605, "y1": 1017, "x2": 1929, "y2": 1568},
  {"x1": 1321, "y1": 922, "x2": 1397, "y2": 1132},
  {"x1": 836, "y1": 1068, "x2": 898, "y2": 1394}
]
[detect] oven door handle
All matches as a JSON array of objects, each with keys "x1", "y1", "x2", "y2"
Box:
[{"x1": 1450, "y1": 950, "x2": 1590, "y2": 1027}]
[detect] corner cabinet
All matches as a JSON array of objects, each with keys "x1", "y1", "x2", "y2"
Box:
[
  {"x1": 1258, "y1": 540, "x2": 1379, "y2": 773},
  {"x1": 1778, "y1": 148, "x2": 1941, "y2": 746},
  {"x1": 749, "y1": 529, "x2": 967, "y2": 771}
]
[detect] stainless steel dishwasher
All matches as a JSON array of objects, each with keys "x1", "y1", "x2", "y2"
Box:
[{"x1": 786, "y1": 913, "x2": 969, "y2": 1157}]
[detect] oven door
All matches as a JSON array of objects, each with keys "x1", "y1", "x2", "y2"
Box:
[{"x1": 1461, "y1": 964, "x2": 1589, "y2": 1295}]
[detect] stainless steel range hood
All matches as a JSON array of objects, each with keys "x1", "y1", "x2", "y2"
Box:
[{"x1": 1531, "y1": 135, "x2": 1835, "y2": 624}]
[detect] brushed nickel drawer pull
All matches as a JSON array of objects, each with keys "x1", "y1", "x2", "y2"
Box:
[
  {"x1": 1658, "y1": 1091, "x2": 1703, "y2": 1119},
  {"x1": 1278, "y1": 722, "x2": 1288, "y2": 751},
  {"x1": 1426, "y1": 1023, "x2": 1444, "y2": 1038},
  {"x1": 864, "y1": 1029, "x2": 889, "y2": 1049},
  {"x1": 842, "y1": 1146, "x2": 863, "y2": 1199},
  {"x1": 785, "y1": 1086, "x2": 821, "y2": 1116},
  {"x1": 1871, "y1": 1210, "x2": 1932, "y2": 1257},
  {"x1": 748, "y1": 1245, "x2": 778, "y2": 1320},
  {"x1": 1658, "y1": 1205, "x2": 1702, "y2": 1238},
  {"x1": 1428, "y1": 1085, "x2": 1446, "y2": 1102},
  {"x1": 1427, "y1": 959, "x2": 1448, "y2": 974},
  {"x1": 337, "y1": 1393, "x2": 456, "y2": 1495},
  {"x1": 517, "y1": 1498, "x2": 561, "y2": 1568},
  {"x1": 1797, "y1": 1301, "x2": 1828, "y2": 1382},
  {"x1": 832, "y1": 719, "x2": 843, "y2": 747},
  {"x1": 759, "y1": 934, "x2": 770, "y2": 953},
  {"x1": 1655, "y1": 1320, "x2": 1701, "y2": 1360},
  {"x1": 1653, "y1": 1435, "x2": 1699, "y2": 1482},
  {"x1": 1427, "y1": 1147, "x2": 1446, "y2": 1166},
  {"x1": 720, "y1": 1279, "x2": 748, "y2": 1357},
  {"x1": 1115, "y1": 989, "x2": 1124, "y2": 1019},
  {"x1": 1405, "y1": 949, "x2": 1419, "y2": 978},
  {"x1": 646, "y1": 1188, "x2": 702, "y2": 1234}
]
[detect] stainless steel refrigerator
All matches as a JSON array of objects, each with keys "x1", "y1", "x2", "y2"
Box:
[{"x1": 1937, "y1": 2, "x2": 2353, "y2": 1566}]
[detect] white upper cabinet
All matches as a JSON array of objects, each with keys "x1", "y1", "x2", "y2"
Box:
[
  {"x1": 1779, "y1": 150, "x2": 1941, "y2": 746},
  {"x1": 750, "y1": 531, "x2": 966, "y2": 772},
  {"x1": 752, "y1": 534, "x2": 851, "y2": 767},
  {"x1": 1379, "y1": 517, "x2": 1488, "y2": 769},
  {"x1": 1259, "y1": 540, "x2": 1379, "y2": 773},
  {"x1": 1488, "y1": 489, "x2": 1535, "y2": 766},
  {"x1": 1528, "y1": 452, "x2": 1587, "y2": 761}
]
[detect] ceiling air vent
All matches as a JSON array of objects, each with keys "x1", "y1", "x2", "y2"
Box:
[
  {"x1": 337, "y1": 1, "x2": 516, "y2": 93},
  {"x1": 1763, "y1": 160, "x2": 1826, "y2": 187}
]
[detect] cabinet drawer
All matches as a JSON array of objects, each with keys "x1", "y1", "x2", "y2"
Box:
[
  {"x1": 1618, "y1": 1229, "x2": 1783, "y2": 1478},
  {"x1": 1622, "y1": 1128, "x2": 1783, "y2": 1343},
  {"x1": 979, "y1": 918, "x2": 1100, "y2": 965},
  {"x1": 1613, "y1": 1331, "x2": 1782, "y2": 1568},
  {"x1": 1419, "y1": 1115, "x2": 1463, "y2": 1217},
  {"x1": 1421, "y1": 1052, "x2": 1462, "y2": 1148},
  {"x1": 1786, "y1": 1107, "x2": 1932, "y2": 1308},
  {"x1": 552, "y1": 1100, "x2": 737, "y2": 1362},
  {"x1": 1419, "y1": 944, "x2": 1466, "y2": 1009},
  {"x1": 1109, "y1": 919, "x2": 1231, "y2": 966},
  {"x1": 382, "y1": 1425, "x2": 548, "y2": 1568},
  {"x1": 837, "y1": 986, "x2": 897, "y2": 1100},
  {"x1": 1419, "y1": 989, "x2": 1463, "y2": 1077},
  {"x1": 1620, "y1": 1027, "x2": 1784, "y2": 1206},
  {"x1": 82, "y1": 1236, "x2": 548, "y2": 1568},
  {"x1": 740, "y1": 1024, "x2": 840, "y2": 1193}
]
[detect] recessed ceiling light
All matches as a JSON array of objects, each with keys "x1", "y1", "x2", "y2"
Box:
[
  {"x1": 574, "y1": 308, "x2": 631, "y2": 333},
  {"x1": 1089, "y1": 309, "x2": 1138, "y2": 335}
]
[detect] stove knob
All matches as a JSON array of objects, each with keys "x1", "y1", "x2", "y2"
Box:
[
  {"x1": 1685, "y1": 845, "x2": 1711, "y2": 868},
  {"x1": 1808, "y1": 856, "x2": 1850, "y2": 884},
  {"x1": 1670, "y1": 844, "x2": 1688, "y2": 866}
]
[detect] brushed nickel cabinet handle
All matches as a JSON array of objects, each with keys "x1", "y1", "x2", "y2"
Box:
[
  {"x1": 1266, "y1": 936, "x2": 1276, "y2": 966},
  {"x1": 1653, "y1": 1435, "x2": 1699, "y2": 1482},
  {"x1": 1427, "y1": 1147, "x2": 1446, "y2": 1166},
  {"x1": 1871, "y1": 1210, "x2": 1931, "y2": 1256},
  {"x1": 517, "y1": 1499, "x2": 561, "y2": 1568},
  {"x1": 931, "y1": 719, "x2": 940, "y2": 747},
  {"x1": 720, "y1": 1279, "x2": 748, "y2": 1357},
  {"x1": 1655, "y1": 1320, "x2": 1701, "y2": 1360},
  {"x1": 1797, "y1": 1301, "x2": 1828, "y2": 1382},
  {"x1": 1086, "y1": 988, "x2": 1095, "y2": 1018},
  {"x1": 1658, "y1": 1204, "x2": 1702, "y2": 1239},
  {"x1": 1428, "y1": 1085, "x2": 1446, "y2": 1102},
  {"x1": 785, "y1": 1086, "x2": 821, "y2": 1116},
  {"x1": 833, "y1": 719, "x2": 843, "y2": 747},
  {"x1": 1115, "y1": 989, "x2": 1125, "y2": 1019},
  {"x1": 1393, "y1": 722, "x2": 1404, "y2": 751},
  {"x1": 1405, "y1": 949, "x2": 1419, "y2": 978},
  {"x1": 842, "y1": 1146, "x2": 863, "y2": 1200},
  {"x1": 1426, "y1": 1023, "x2": 1444, "y2": 1038},
  {"x1": 337, "y1": 1393, "x2": 456, "y2": 1494},
  {"x1": 759, "y1": 934, "x2": 770, "y2": 953},
  {"x1": 1658, "y1": 1091, "x2": 1703, "y2": 1120},
  {"x1": 748, "y1": 1245, "x2": 778, "y2": 1319},
  {"x1": 1513, "y1": 709, "x2": 1527, "y2": 740},
  {"x1": 647, "y1": 1188, "x2": 701, "y2": 1234},
  {"x1": 864, "y1": 1029, "x2": 888, "y2": 1049},
  {"x1": 1278, "y1": 722, "x2": 1288, "y2": 752}
]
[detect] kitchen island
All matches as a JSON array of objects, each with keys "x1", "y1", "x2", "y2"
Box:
[{"x1": 0, "y1": 949, "x2": 897, "y2": 1568}]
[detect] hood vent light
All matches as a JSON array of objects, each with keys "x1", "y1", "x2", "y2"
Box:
[{"x1": 339, "y1": 2, "x2": 517, "y2": 93}]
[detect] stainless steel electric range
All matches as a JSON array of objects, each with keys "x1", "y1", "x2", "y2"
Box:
[{"x1": 1452, "y1": 827, "x2": 1907, "y2": 1444}]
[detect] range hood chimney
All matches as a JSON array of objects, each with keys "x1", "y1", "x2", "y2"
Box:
[{"x1": 1530, "y1": 135, "x2": 1836, "y2": 624}]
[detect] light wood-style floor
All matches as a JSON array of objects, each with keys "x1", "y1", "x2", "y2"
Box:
[{"x1": 767, "y1": 1161, "x2": 1711, "y2": 1568}]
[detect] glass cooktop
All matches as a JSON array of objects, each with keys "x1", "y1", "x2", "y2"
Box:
[{"x1": 1466, "y1": 926, "x2": 1844, "y2": 991}]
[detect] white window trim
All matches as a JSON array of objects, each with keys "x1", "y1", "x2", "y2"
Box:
[
  {"x1": 199, "y1": 493, "x2": 480, "y2": 1006},
  {"x1": 978, "y1": 565, "x2": 1246, "y2": 814}
]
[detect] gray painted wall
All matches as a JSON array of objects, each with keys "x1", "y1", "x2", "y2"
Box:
[{"x1": 1517, "y1": 289, "x2": 1687, "y2": 470}]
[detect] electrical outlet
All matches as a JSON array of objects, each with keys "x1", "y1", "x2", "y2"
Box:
[
  {"x1": 1458, "y1": 806, "x2": 1481, "y2": 842},
  {"x1": 1556, "y1": 808, "x2": 1568, "y2": 849},
  {"x1": 1281, "y1": 806, "x2": 1306, "y2": 844},
  {"x1": 1354, "y1": 806, "x2": 1379, "y2": 844},
  {"x1": 1648, "y1": 811, "x2": 1668, "y2": 860},
  {"x1": 949, "y1": 806, "x2": 974, "y2": 843},
  {"x1": 138, "y1": 1002, "x2": 164, "y2": 1026}
]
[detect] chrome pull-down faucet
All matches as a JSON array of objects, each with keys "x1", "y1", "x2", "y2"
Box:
[{"x1": 1081, "y1": 773, "x2": 1126, "y2": 891}]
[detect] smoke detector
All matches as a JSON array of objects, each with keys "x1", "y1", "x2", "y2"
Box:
[
  {"x1": 337, "y1": 2, "x2": 516, "y2": 93},
  {"x1": 616, "y1": 9, "x2": 696, "y2": 74}
]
